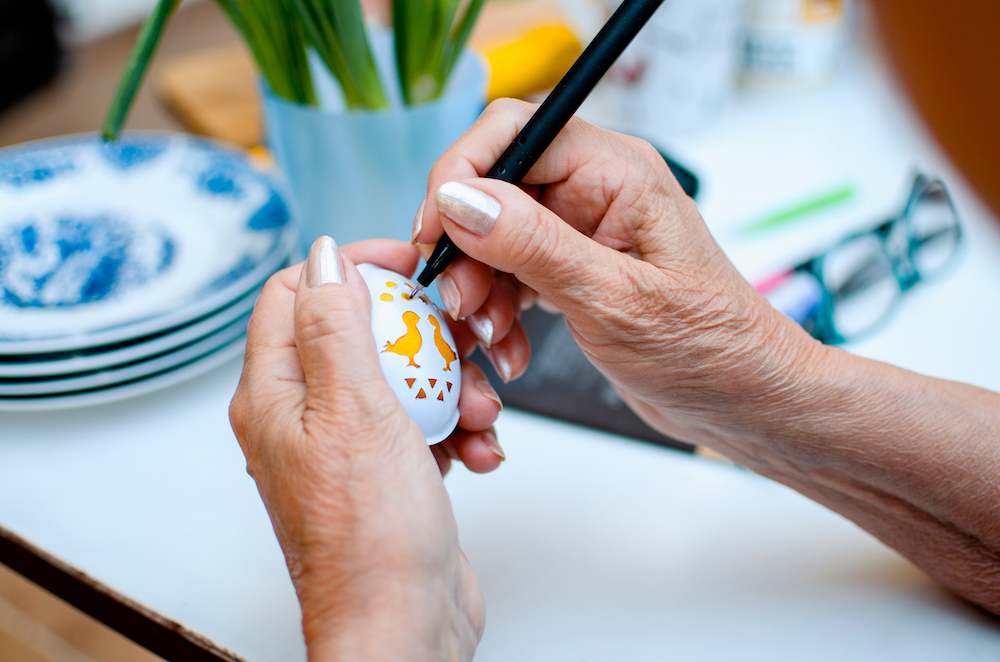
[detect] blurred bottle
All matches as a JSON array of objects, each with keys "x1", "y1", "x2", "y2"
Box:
[
  {"x1": 604, "y1": 0, "x2": 745, "y2": 135},
  {"x1": 740, "y1": 0, "x2": 847, "y2": 91}
]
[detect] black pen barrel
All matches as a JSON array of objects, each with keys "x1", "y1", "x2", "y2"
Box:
[{"x1": 416, "y1": 0, "x2": 665, "y2": 289}]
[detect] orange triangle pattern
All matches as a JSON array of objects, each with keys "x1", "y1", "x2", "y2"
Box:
[
  {"x1": 416, "y1": 388, "x2": 427, "y2": 399},
  {"x1": 405, "y1": 378, "x2": 416, "y2": 388},
  {"x1": 437, "y1": 391, "x2": 445, "y2": 401},
  {"x1": 446, "y1": 382, "x2": 453, "y2": 392},
  {"x1": 429, "y1": 379, "x2": 437, "y2": 388}
]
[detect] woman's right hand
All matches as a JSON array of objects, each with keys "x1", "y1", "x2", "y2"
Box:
[{"x1": 411, "y1": 99, "x2": 814, "y2": 447}]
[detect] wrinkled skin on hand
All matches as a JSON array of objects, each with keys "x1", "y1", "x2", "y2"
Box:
[
  {"x1": 229, "y1": 240, "x2": 502, "y2": 661},
  {"x1": 414, "y1": 100, "x2": 1000, "y2": 616},
  {"x1": 413, "y1": 99, "x2": 804, "y2": 446}
]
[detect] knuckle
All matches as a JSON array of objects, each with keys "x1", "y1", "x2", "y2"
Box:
[
  {"x1": 296, "y1": 295, "x2": 365, "y2": 346},
  {"x1": 506, "y1": 205, "x2": 553, "y2": 271},
  {"x1": 631, "y1": 137, "x2": 663, "y2": 167},
  {"x1": 228, "y1": 389, "x2": 246, "y2": 440},
  {"x1": 484, "y1": 97, "x2": 533, "y2": 120}
]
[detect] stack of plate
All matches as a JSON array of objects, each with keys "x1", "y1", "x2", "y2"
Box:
[{"x1": 0, "y1": 133, "x2": 297, "y2": 410}]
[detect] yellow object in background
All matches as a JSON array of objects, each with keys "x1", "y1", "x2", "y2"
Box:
[{"x1": 479, "y1": 24, "x2": 583, "y2": 102}]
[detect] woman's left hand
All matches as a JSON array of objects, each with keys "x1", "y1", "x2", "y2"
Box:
[{"x1": 229, "y1": 238, "x2": 500, "y2": 661}]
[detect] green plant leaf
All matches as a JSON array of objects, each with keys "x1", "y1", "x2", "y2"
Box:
[
  {"x1": 294, "y1": 0, "x2": 387, "y2": 109},
  {"x1": 442, "y1": 0, "x2": 487, "y2": 80},
  {"x1": 393, "y1": 0, "x2": 486, "y2": 106},
  {"x1": 231, "y1": 0, "x2": 317, "y2": 105},
  {"x1": 102, "y1": 0, "x2": 182, "y2": 141}
]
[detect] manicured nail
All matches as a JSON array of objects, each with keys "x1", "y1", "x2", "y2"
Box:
[
  {"x1": 410, "y1": 199, "x2": 425, "y2": 244},
  {"x1": 467, "y1": 310, "x2": 494, "y2": 348},
  {"x1": 483, "y1": 429, "x2": 505, "y2": 461},
  {"x1": 437, "y1": 272, "x2": 461, "y2": 320},
  {"x1": 486, "y1": 344, "x2": 512, "y2": 383},
  {"x1": 477, "y1": 377, "x2": 502, "y2": 411},
  {"x1": 436, "y1": 181, "x2": 500, "y2": 236},
  {"x1": 306, "y1": 236, "x2": 344, "y2": 288}
]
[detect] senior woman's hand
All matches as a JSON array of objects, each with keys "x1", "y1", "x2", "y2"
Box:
[
  {"x1": 413, "y1": 99, "x2": 1000, "y2": 615},
  {"x1": 229, "y1": 238, "x2": 500, "y2": 661},
  {"x1": 411, "y1": 99, "x2": 796, "y2": 444}
]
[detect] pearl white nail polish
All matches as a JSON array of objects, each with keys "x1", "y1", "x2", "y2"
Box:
[
  {"x1": 411, "y1": 199, "x2": 425, "y2": 244},
  {"x1": 437, "y1": 272, "x2": 462, "y2": 320},
  {"x1": 477, "y1": 378, "x2": 503, "y2": 410},
  {"x1": 436, "y1": 181, "x2": 501, "y2": 236},
  {"x1": 487, "y1": 344, "x2": 513, "y2": 383},
  {"x1": 483, "y1": 430, "x2": 505, "y2": 461},
  {"x1": 306, "y1": 236, "x2": 344, "y2": 288},
  {"x1": 467, "y1": 310, "x2": 494, "y2": 348}
]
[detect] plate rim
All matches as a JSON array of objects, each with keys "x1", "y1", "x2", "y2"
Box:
[
  {"x1": 0, "y1": 336, "x2": 246, "y2": 411},
  {"x1": 0, "y1": 131, "x2": 293, "y2": 354},
  {"x1": 0, "y1": 311, "x2": 250, "y2": 396}
]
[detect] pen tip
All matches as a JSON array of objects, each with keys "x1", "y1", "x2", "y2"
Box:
[{"x1": 410, "y1": 285, "x2": 423, "y2": 299}]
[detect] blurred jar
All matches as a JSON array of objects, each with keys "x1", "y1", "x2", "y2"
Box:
[
  {"x1": 604, "y1": 0, "x2": 745, "y2": 135},
  {"x1": 741, "y1": 0, "x2": 847, "y2": 91}
]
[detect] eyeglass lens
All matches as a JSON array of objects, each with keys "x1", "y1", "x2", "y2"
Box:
[
  {"x1": 909, "y1": 184, "x2": 959, "y2": 276},
  {"x1": 823, "y1": 234, "x2": 899, "y2": 339}
]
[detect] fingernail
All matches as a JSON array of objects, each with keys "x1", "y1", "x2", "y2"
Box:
[
  {"x1": 486, "y1": 344, "x2": 512, "y2": 383},
  {"x1": 410, "y1": 199, "x2": 425, "y2": 244},
  {"x1": 438, "y1": 272, "x2": 461, "y2": 320},
  {"x1": 467, "y1": 310, "x2": 494, "y2": 348},
  {"x1": 483, "y1": 430, "x2": 505, "y2": 461},
  {"x1": 436, "y1": 181, "x2": 500, "y2": 236},
  {"x1": 306, "y1": 236, "x2": 344, "y2": 288},
  {"x1": 477, "y1": 376, "x2": 503, "y2": 411}
]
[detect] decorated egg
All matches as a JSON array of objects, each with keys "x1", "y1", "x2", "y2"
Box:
[{"x1": 357, "y1": 263, "x2": 461, "y2": 444}]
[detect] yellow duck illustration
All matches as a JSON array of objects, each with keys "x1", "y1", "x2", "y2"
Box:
[
  {"x1": 383, "y1": 311, "x2": 422, "y2": 367},
  {"x1": 428, "y1": 314, "x2": 457, "y2": 372}
]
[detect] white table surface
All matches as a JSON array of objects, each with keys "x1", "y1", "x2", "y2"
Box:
[{"x1": 2, "y1": 48, "x2": 1000, "y2": 661}]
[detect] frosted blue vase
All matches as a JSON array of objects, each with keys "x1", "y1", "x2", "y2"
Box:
[{"x1": 262, "y1": 36, "x2": 488, "y2": 253}]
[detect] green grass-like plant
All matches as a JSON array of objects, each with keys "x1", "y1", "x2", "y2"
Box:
[{"x1": 103, "y1": 0, "x2": 487, "y2": 141}]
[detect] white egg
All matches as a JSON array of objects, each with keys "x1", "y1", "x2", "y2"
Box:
[{"x1": 357, "y1": 263, "x2": 461, "y2": 445}]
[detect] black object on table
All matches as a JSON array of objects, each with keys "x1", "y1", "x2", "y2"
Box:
[
  {"x1": 471, "y1": 307, "x2": 694, "y2": 454},
  {"x1": 0, "y1": 0, "x2": 62, "y2": 113}
]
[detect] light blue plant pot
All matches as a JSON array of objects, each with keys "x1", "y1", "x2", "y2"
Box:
[{"x1": 262, "y1": 35, "x2": 489, "y2": 254}]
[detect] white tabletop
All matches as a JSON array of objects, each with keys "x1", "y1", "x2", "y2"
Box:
[{"x1": 2, "y1": 47, "x2": 1000, "y2": 661}]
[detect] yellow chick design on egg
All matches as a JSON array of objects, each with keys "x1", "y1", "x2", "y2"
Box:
[
  {"x1": 383, "y1": 310, "x2": 422, "y2": 367},
  {"x1": 428, "y1": 314, "x2": 457, "y2": 372}
]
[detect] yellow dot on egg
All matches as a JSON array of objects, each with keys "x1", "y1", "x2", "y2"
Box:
[
  {"x1": 386, "y1": 281, "x2": 396, "y2": 288},
  {"x1": 380, "y1": 293, "x2": 393, "y2": 301},
  {"x1": 401, "y1": 293, "x2": 412, "y2": 301}
]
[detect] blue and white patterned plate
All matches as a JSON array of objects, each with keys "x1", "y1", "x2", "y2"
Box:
[{"x1": 0, "y1": 133, "x2": 294, "y2": 354}]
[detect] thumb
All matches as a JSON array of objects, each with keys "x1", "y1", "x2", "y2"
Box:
[
  {"x1": 432, "y1": 180, "x2": 631, "y2": 314},
  {"x1": 294, "y1": 237, "x2": 392, "y2": 424}
]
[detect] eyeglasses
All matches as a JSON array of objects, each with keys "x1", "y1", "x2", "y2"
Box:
[{"x1": 757, "y1": 174, "x2": 962, "y2": 344}]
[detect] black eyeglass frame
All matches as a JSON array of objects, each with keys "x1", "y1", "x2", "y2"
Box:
[{"x1": 791, "y1": 174, "x2": 962, "y2": 345}]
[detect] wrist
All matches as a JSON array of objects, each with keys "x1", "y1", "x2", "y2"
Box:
[
  {"x1": 300, "y1": 570, "x2": 479, "y2": 662},
  {"x1": 674, "y1": 293, "x2": 831, "y2": 449}
]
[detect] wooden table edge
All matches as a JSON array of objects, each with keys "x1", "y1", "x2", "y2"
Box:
[{"x1": 0, "y1": 523, "x2": 246, "y2": 662}]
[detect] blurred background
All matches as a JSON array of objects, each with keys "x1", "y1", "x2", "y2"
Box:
[{"x1": 1, "y1": 0, "x2": 996, "y2": 660}]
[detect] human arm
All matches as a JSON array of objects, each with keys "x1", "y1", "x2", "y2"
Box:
[
  {"x1": 411, "y1": 99, "x2": 1000, "y2": 613},
  {"x1": 229, "y1": 238, "x2": 499, "y2": 661}
]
